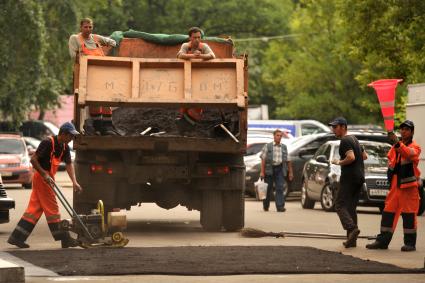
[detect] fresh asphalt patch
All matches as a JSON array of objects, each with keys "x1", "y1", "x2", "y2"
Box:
[{"x1": 9, "y1": 246, "x2": 425, "y2": 276}]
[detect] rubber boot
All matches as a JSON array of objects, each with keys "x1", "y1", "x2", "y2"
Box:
[
  {"x1": 366, "y1": 231, "x2": 392, "y2": 249},
  {"x1": 7, "y1": 219, "x2": 34, "y2": 248},
  {"x1": 100, "y1": 120, "x2": 118, "y2": 136},
  {"x1": 83, "y1": 118, "x2": 97, "y2": 135},
  {"x1": 92, "y1": 119, "x2": 103, "y2": 135},
  {"x1": 343, "y1": 228, "x2": 360, "y2": 248},
  {"x1": 401, "y1": 233, "x2": 416, "y2": 252},
  {"x1": 61, "y1": 232, "x2": 79, "y2": 249}
]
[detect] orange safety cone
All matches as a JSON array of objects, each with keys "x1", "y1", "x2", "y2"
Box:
[{"x1": 368, "y1": 79, "x2": 402, "y2": 131}]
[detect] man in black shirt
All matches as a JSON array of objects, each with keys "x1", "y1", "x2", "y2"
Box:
[
  {"x1": 8, "y1": 122, "x2": 82, "y2": 248},
  {"x1": 329, "y1": 117, "x2": 367, "y2": 248}
]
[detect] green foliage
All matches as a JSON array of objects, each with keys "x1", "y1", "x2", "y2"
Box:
[
  {"x1": 0, "y1": 0, "x2": 46, "y2": 126},
  {"x1": 2, "y1": 0, "x2": 424, "y2": 127},
  {"x1": 262, "y1": 0, "x2": 380, "y2": 123}
]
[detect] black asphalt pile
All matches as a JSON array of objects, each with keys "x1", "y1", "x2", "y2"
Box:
[
  {"x1": 112, "y1": 107, "x2": 239, "y2": 138},
  {"x1": 9, "y1": 246, "x2": 424, "y2": 276}
]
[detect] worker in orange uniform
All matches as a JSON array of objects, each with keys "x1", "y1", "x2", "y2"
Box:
[
  {"x1": 8, "y1": 122, "x2": 82, "y2": 248},
  {"x1": 177, "y1": 27, "x2": 215, "y2": 125},
  {"x1": 69, "y1": 18, "x2": 117, "y2": 135},
  {"x1": 366, "y1": 120, "x2": 422, "y2": 252}
]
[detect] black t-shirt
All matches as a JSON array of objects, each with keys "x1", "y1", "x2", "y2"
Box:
[
  {"x1": 339, "y1": 135, "x2": 364, "y2": 180},
  {"x1": 35, "y1": 136, "x2": 71, "y2": 171}
]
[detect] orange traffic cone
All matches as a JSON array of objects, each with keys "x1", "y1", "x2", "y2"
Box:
[{"x1": 368, "y1": 79, "x2": 402, "y2": 132}]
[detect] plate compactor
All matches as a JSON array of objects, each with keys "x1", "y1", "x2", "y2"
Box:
[{"x1": 50, "y1": 180, "x2": 129, "y2": 248}]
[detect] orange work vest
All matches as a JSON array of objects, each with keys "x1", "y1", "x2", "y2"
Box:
[
  {"x1": 78, "y1": 34, "x2": 105, "y2": 56},
  {"x1": 387, "y1": 140, "x2": 421, "y2": 189},
  {"x1": 187, "y1": 42, "x2": 204, "y2": 54}
]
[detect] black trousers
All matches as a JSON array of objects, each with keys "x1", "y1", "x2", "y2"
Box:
[{"x1": 335, "y1": 177, "x2": 362, "y2": 232}]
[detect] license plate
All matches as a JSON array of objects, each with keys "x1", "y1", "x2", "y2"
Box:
[
  {"x1": 369, "y1": 189, "x2": 388, "y2": 196},
  {"x1": 0, "y1": 171, "x2": 12, "y2": 177}
]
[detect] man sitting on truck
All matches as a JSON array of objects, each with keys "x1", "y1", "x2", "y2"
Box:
[
  {"x1": 177, "y1": 27, "x2": 216, "y2": 126},
  {"x1": 69, "y1": 18, "x2": 117, "y2": 136}
]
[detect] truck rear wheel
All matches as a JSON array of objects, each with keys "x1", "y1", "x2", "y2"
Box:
[
  {"x1": 200, "y1": 190, "x2": 223, "y2": 231},
  {"x1": 222, "y1": 190, "x2": 244, "y2": 231}
]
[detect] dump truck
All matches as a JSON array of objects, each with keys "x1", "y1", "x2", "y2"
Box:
[{"x1": 72, "y1": 32, "x2": 248, "y2": 231}]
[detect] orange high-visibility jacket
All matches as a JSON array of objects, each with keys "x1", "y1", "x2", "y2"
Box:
[{"x1": 388, "y1": 140, "x2": 421, "y2": 189}]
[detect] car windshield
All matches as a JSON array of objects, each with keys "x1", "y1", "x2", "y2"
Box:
[
  {"x1": 334, "y1": 143, "x2": 390, "y2": 167},
  {"x1": 363, "y1": 143, "x2": 391, "y2": 167},
  {"x1": 0, "y1": 139, "x2": 25, "y2": 154}
]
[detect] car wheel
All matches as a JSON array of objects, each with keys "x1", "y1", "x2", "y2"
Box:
[
  {"x1": 301, "y1": 180, "x2": 315, "y2": 209},
  {"x1": 320, "y1": 184, "x2": 335, "y2": 212}
]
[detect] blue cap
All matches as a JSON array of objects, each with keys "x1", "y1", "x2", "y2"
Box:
[
  {"x1": 328, "y1": 117, "x2": 347, "y2": 126},
  {"x1": 59, "y1": 122, "x2": 80, "y2": 135},
  {"x1": 399, "y1": 120, "x2": 414, "y2": 130}
]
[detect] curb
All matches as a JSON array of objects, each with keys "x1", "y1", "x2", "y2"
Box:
[{"x1": 0, "y1": 258, "x2": 24, "y2": 283}]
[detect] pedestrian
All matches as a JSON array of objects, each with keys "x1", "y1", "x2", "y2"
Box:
[
  {"x1": 69, "y1": 17, "x2": 117, "y2": 135},
  {"x1": 8, "y1": 122, "x2": 82, "y2": 249},
  {"x1": 366, "y1": 120, "x2": 421, "y2": 252},
  {"x1": 329, "y1": 117, "x2": 367, "y2": 248},
  {"x1": 260, "y1": 129, "x2": 293, "y2": 212},
  {"x1": 176, "y1": 27, "x2": 216, "y2": 126}
]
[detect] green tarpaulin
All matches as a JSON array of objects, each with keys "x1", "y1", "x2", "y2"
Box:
[{"x1": 110, "y1": 29, "x2": 233, "y2": 46}]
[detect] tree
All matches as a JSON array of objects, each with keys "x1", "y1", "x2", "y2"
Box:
[
  {"x1": 341, "y1": 0, "x2": 425, "y2": 123},
  {"x1": 0, "y1": 0, "x2": 47, "y2": 126},
  {"x1": 262, "y1": 0, "x2": 382, "y2": 124}
]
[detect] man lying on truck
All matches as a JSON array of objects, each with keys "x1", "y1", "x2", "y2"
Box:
[
  {"x1": 177, "y1": 27, "x2": 215, "y2": 125},
  {"x1": 177, "y1": 27, "x2": 216, "y2": 60},
  {"x1": 69, "y1": 18, "x2": 117, "y2": 136}
]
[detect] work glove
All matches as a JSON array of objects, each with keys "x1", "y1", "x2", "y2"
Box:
[{"x1": 388, "y1": 131, "x2": 399, "y2": 145}]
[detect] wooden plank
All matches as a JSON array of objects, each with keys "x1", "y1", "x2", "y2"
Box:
[
  {"x1": 236, "y1": 60, "x2": 245, "y2": 108},
  {"x1": 184, "y1": 61, "x2": 192, "y2": 100},
  {"x1": 78, "y1": 56, "x2": 88, "y2": 104},
  {"x1": 131, "y1": 60, "x2": 140, "y2": 99}
]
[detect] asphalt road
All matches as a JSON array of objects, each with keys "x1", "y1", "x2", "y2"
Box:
[{"x1": 1, "y1": 172, "x2": 424, "y2": 282}]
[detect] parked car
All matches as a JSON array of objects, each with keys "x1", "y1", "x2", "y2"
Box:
[
  {"x1": 248, "y1": 119, "x2": 330, "y2": 137},
  {"x1": 286, "y1": 131, "x2": 393, "y2": 195},
  {"x1": 23, "y1": 136, "x2": 75, "y2": 171},
  {"x1": 0, "y1": 174, "x2": 15, "y2": 223},
  {"x1": 0, "y1": 134, "x2": 33, "y2": 188},
  {"x1": 300, "y1": 139, "x2": 425, "y2": 215}
]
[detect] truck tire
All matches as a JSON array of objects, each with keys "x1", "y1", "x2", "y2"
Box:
[
  {"x1": 222, "y1": 190, "x2": 245, "y2": 231},
  {"x1": 201, "y1": 190, "x2": 223, "y2": 231}
]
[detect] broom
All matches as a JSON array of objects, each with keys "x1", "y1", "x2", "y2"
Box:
[
  {"x1": 240, "y1": 227, "x2": 285, "y2": 238},
  {"x1": 241, "y1": 227, "x2": 377, "y2": 240}
]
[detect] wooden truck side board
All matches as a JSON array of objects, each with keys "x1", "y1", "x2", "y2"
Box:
[
  {"x1": 76, "y1": 57, "x2": 246, "y2": 108},
  {"x1": 103, "y1": 38, "x2": 234, "y2": 59}
]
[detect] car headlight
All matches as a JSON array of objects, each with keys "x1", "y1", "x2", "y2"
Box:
[{"x1": 21, "y1": 156, "x2": 31, "y2": 167}]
